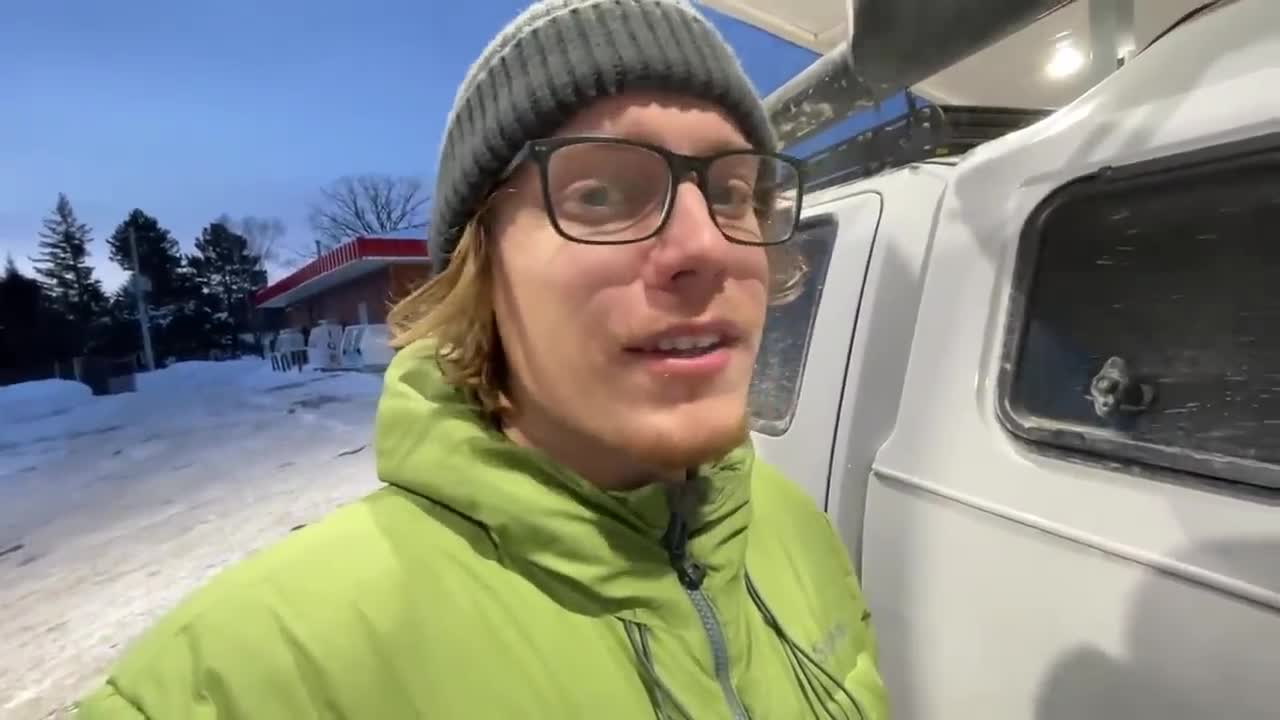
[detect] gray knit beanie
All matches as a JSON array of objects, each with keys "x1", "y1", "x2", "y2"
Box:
[{"x1": 429, "y1": 0, "x2": 774, "y2": 272}]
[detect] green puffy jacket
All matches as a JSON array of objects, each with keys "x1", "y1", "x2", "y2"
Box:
[{"x1": 77, "y1": 342, "x2": 889, "y2": 719}]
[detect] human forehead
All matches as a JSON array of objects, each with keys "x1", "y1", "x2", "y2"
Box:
[{"x1": 553, "y1": 92, "x2": 754, "y2": 157}]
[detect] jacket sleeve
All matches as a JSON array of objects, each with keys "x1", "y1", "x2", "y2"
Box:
[
  {"x1": 76, "y1": 681, "x2": 149, "y2": 719},
  {"x1": 68, "y1": 582, "x2": 339, "y2": 720},
  {"x1": 71, "y1": 616, "x2": 336, "y2": 720}
]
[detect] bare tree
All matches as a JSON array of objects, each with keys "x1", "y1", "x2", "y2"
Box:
[
  {"x1": 215, "y1": 214, "x2": 287, "y2": 268},
  {"x1": 307, "y1": 174, "x2": 430, "y2": 252}
]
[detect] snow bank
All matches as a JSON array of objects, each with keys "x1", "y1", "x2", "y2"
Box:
[
  {"x1": 0, "y1": 379, "x2": 93, "y2": 424},
  {"x1": 0, "y1": 354, "x2": 385, "y2": 719},
  {"x1": 136, "y1": 358, "x2": 266, "y2": 393},
  {"x1": 238, "y1": 362, "x2": 330, "y2": 391},
  {"x1": 1, "y1": 360, "x2": 261, "y2": 450},
  {"x1": 0, "y1": 360, "x2": 385, "y2": 454},
  {"x1": 237, "y1": 361, "x2": 386, "y2": 394}
]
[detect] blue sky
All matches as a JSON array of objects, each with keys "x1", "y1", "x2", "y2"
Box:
[{"x1": 1, "y1": 1, "x2": 863, "y2": 291}]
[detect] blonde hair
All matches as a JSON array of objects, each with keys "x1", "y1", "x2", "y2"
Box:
[{"x1": 388, "y1": 219, "x2": 809, "y2": 415}]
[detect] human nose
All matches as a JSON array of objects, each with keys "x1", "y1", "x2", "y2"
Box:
[{"x1": 643, "y1": 180, "x2": 731, "y2": 290}]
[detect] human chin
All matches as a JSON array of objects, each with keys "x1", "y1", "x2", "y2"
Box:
[{"x1": 606, "y1": 375, "x2": 752, "y2": 473}]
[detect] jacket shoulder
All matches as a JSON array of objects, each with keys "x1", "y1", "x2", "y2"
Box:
[
  {"x1": 77, "y1": 487, "x2": 493, "y2": 719},
  {"x1": 746, "y1": 456, "x2": 863, "y2": 611},
  {"x1": 748, "y1": 458, "x2": 845, "y2": 554}
]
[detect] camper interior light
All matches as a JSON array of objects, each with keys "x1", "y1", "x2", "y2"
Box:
[{"x1": 1045, "y1": 35, "x2": 1086, "y2": 78}]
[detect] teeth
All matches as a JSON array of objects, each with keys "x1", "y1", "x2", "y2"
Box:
[{"x1": 654, "y1": 334, "x2": 721, "y2": 351}]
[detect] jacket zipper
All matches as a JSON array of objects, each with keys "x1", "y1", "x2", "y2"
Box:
[
  {"x1": 662, "y1": 497, "x2": 752, "y2": 720},
  {"x1": 682, "y1": 583, "x2": 751, "y2": 720}
]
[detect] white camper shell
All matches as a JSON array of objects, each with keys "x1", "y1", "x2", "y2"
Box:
[
  {"x1": 306, "y1": 321, "x2": 345, "y2": 371},
  {"x1": 741, "y1": 1, "x2": 1280, "y2": 718},
  {"x1": 339, "y1": 323, "x2": 395, "y2": 371}
]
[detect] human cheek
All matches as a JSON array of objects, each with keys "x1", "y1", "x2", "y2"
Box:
[
  {"x1": 729, "y1": 245, "x2": 771, "y2": 301},
  {"x1": 731, "y1": 239, "x2": 768, "y2": 273}
]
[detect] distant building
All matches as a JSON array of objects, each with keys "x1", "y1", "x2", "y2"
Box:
[{"x1": 253, "y1": 227, "x2": 432, "y2": 329}]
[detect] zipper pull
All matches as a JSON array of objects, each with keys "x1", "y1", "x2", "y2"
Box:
[
  {"x1": 676, "y1": 559, "x2": 707, "y2": 590},
  {"x1": 661, "y1": 503, "x2": 706, "y2": 590}
]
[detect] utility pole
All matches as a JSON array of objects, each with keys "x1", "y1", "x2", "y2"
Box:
[{"x1": 128, "y1": 227, "x2": 157, "y2": 371}]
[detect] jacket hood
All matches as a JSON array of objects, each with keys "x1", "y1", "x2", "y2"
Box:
[{"x1": 373, "y1": 341, "x2": 755, "y2": 620}]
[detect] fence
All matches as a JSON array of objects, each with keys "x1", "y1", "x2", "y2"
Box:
[
  {"x1": 0, "y1": 360, "x2": 81, "y2": 388},
  {"x1": 0, "y1": 356, "x2": 140, "y2": 394}
]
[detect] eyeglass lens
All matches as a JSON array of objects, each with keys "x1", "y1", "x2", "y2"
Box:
[{"x1": 544, "y1": 141, "x2": 800, "y2": 245}]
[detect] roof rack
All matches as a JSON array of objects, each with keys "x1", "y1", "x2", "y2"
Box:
[
  {"x1": 934, "y1": 104, "x2": 1056, "y2": 148},
  {"x1": 766, "y1": 0, "x2": 1071, "y2": 150},
  {"x1": 803, "y1": 94, "x2": 1053, "y2": 193}
]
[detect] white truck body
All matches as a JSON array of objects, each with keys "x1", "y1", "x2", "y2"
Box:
[{"x1": 746, "y1": 1, "x2": 1280, "y2": 718}]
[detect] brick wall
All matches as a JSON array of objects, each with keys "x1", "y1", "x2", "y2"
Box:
[
  {"x1": 389, "y1": 264, "x2": 432, "y2": 307},
  {"x1": 282, "y1": 263, "x2": 433, "y2": 329}
]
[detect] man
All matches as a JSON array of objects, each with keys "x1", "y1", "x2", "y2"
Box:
[{"x1": 77, "y1": 1, "x2": 889, "y2": 718}]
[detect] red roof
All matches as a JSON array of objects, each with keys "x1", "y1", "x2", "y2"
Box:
[{"x1": 254, "y1": 232, "x2": 430, "y2": 309}]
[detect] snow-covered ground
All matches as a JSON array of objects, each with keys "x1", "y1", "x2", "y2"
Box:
[{"x1": 0, "y1": 360, "x2": 384, "y2": 720}]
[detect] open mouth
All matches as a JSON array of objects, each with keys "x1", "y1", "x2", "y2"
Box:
[{"x1": 627, "y1": 334, "x2": 728, "y2": 359}]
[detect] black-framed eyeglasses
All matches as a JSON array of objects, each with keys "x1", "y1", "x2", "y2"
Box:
[{"x1": 500, "y1": 136, "x2": 806, "y2": 246}]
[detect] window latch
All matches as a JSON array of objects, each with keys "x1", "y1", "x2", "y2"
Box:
[{"x1": 1090, "y1": 356, "x2": 1157, "y2": 418}]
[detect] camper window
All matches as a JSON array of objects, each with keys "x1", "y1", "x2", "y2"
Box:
[
  {"x1": 999, "y1": 136, "x2": 1280, "y2": 490},
  {"x1": 749, "y1": 216, "x2": 837, "y2": 436}
]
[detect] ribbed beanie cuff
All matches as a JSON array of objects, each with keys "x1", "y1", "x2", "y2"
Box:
[{"x1": 429, "y1": 0, "x2": 773, "y2": 272}]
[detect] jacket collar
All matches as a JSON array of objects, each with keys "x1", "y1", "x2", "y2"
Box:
[{"x1": 374, "y1": 342, "x2": 755, "y2": 619}]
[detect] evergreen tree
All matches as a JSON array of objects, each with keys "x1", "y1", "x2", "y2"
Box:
[
  {"x1": 104, "y1": 209, "x2": 213, "y2": 362},
  {"x1": 190, "y1": 222, "x2": 267, "y2": 352},
  {"x1": 0, "y1": 256, "x2": 43, "y2": 355},
  {"x1": 31, "y1": 193, "x2": 108, "y2": 345},
  {"x1": 92, "y1": 287, "x2": 146, "y2": 360},
  {"x1": 0, "y1": 256, "x2": 73, "y2": 374},
  {"x1": 106, "y1": 209, "x2": 185, "y2": 307}
]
